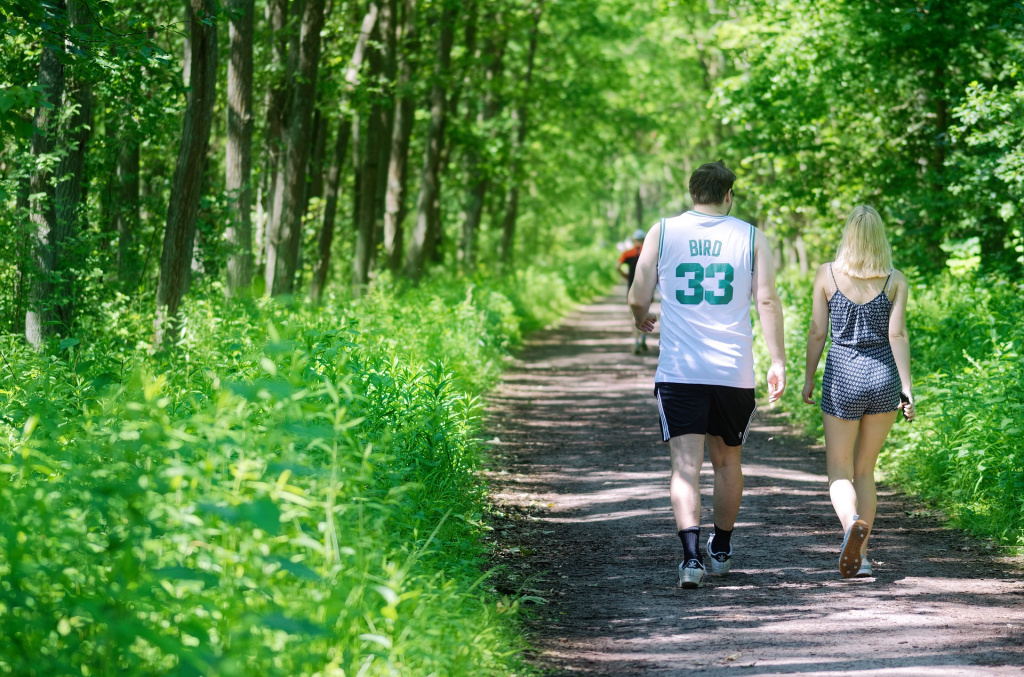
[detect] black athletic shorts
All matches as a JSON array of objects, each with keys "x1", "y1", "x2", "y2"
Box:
[{"x1": 654, "y1": 382, "x2": 757, "y2": 447}]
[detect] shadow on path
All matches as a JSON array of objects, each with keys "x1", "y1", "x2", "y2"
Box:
[{"x1": 485, "y1": 289, "x2": 1024, "y2": 676}]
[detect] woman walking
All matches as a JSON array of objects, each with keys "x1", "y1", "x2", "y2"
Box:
[{"x1": 801, "y1": 205, "x2": 915, "y2": 578}]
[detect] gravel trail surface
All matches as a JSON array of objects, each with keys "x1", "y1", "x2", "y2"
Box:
[{"x1": 484, "y1": 289, "x2": 1024, "y2": 676}]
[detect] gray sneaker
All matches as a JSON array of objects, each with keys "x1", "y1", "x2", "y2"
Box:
[
  {"x1": 706, "y1": 533, "x2": 732, "y2": 575},
  {"x1": 854, "y1": 559, "x2": 873, "y2": 578},
  {"x1": 839, "y1": 514, "x2": 870, "y2": 578},
  {"x1": 677, "y1": 558, "x2": 706, "y2": 589}
]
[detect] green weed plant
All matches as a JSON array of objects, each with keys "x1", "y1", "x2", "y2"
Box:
[{"x1": 0, "y1": 258, "x2": 613, "y2": 676}]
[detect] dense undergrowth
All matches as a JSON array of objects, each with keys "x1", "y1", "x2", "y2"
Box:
[
  {"x1": 0, "y1": 253, "x2": 612, "y2": 676},
  {"x1": 756, "y1": 269, "x2": 1024, "y2": 549}
]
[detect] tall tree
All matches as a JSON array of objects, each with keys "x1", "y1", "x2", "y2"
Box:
[
  {"x1": 25, "y1": 22, "x2": 65, "y2": 348},
  {"x1": 263, "y1": 0, "x2": 289, "y2": 234},
  {"x1": 351, "y1": 0, "x2": 387, "y2": 292},
  {"x1": 26, "y1": 0, "x2": 92, "y2": 347},
  {"x1": 115, "y1": 134, "x2": 140, "y2": 282},
  {"x1": 225, "y1": 0, "x2": 255, "y2": 296},
  {"x1": 404, "y1": 0, "x2": 458, "y2": 280},
  {"x1": 499, "y1": 1, "x2": 542, "y2": 266},
  {"x1": 370, "y1": 0, "x2": 399, "y2": 270},
  {"x1": 382, "y1": 0, "x2": 417, "y2": 271},
  {"x1": 310, "y1": 2, "x2": 377, "y2": 303},
  {"x1": 460, "y1": 13, "x2": 506, "y2": 270},
  {"x1": 264, "y1": 0, "x2": 327, "y2": 296},
  {"x1": 154, "y1": 0, "x2": 218, "y2": 345}
]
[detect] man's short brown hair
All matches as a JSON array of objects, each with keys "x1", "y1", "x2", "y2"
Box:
[{"x1": 688, "y1": 161, "x2": 736, "y2": 206}]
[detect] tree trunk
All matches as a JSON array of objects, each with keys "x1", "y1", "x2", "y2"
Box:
[
  {"x1": 263, "y1": 0, "x2": 289, "y2": 231},
  {"x1": 116, "y1": 138, "x2": 140, "y2": 282},
  {"x1": 310, "y1": 121, "x2": 349, "y2": 303},
  {"x1": 310, "y1": 3, "x2": 377, "y2": 302},
  {"x1": 26, "y1": 0, "x2": 66, "y2": 348},
  {"x1": 307, "y1": 108, "x2": 328, "y2": 202},
  {"x1": 405, "y1": 0, "x2": 457, "y2": 280},
  {"x1": 155, "y1": 0, "x2": 218, "y2": 346},
  {"x1": 634, "y1": 186, "x2": 643, "y2": 231},
  {"x1": 352, "y1": 2, "x2": 388, "y2": 292},
  {"x1": 460, "y1": 18, "x2": 505, "y2": 270},
  {"x1": 49, "y1": 0, "x2": 93, "y2": 336},
  {"x1": 382, "y1": 0, "x2": 418, "y2": 272},
  {"x1": 13, "y1": 177, "x2": 30, "y2": 336},
  {"x1": 225, "y1": 0, "x2": 255, "y2": 296},
  {"x1": 370, "y1": 0, "x2": 398, "y2": 269},
  {"x1": 499, "y1": 1, "x2": 542, "y2": 266},
  {"x1": 264, "y1": 0, "x2": 326, "y2": 296}
]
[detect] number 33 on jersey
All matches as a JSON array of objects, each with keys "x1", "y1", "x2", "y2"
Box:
[{"x1": 655, "y1": 211, "x2": 757, "y2": 388}]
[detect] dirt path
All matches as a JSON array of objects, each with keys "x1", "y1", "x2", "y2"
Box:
[{"x1": 484, "y1": 289, "x2": 1024, "y2": 676}]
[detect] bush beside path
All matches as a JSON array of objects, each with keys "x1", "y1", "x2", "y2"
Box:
[{"x1": 484, "y1": 287, "x2": 1024, "y2": 676}]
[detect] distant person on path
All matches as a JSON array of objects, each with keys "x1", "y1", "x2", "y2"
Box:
[
  {"x1": 802, "y1": 205, "x2": 915, "y2": 579},
  {"x1": 628, "y1": 161, "x2": 787, "y2": 589},
  {"x1": 619, "y1": 229, "x2": 649, "y2": 354}
]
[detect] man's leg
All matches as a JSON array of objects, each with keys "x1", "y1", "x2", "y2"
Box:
[
  {"x1": 669, "y1": 433, "x2": 707, "y2": 587},
  {"x1": 707, "y1": 435, "x2": 743, "y2": 530},
  {"x1": 669, "y1": 434, "x2": 706, "y2": 530}
]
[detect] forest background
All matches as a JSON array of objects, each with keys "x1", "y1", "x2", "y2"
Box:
[{"x1": 1, "y1": 0, "x2": 1023, "y2": 674}]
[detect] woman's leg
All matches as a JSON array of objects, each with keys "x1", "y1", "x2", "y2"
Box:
[
  {"x1": 852, "y1": 410, "x2": 898, "y2": 555},
  {"x1": 823, "y1": 413, "x2": 862, "y2": 531}
]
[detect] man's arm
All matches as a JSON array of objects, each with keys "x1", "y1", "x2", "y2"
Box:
[
  {"x1": 628, "y1": 224, "x2": 661, "y2": 332},
  {"x1": 750, "y1": 228, "x2": 786, "y2": 402}
]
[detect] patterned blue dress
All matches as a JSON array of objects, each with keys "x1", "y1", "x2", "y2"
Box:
[{"x1": 821, "y1": 264, "x2": 901, "y2": 420}]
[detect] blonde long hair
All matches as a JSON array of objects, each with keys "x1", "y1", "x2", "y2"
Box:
[{"x1": 833, "y1": 205, "x2": 893, "y2": 278}]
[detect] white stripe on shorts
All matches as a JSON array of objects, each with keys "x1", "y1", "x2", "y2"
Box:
[
  {"x1": 656, "y1": 389, "x2": 670, "y2": 441},
  {"x1": 741, "y1": 401, "x2": 758, "y2": 444}
]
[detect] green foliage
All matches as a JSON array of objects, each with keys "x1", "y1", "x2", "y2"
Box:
[
  {"x1": 0, "y1": 261, "x2": 605, "y2": 675},
  {"x1": 884, "y1": 274, "x2": 1024, "y2": 545}
]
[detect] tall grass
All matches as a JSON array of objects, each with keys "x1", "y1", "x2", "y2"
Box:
[
  {"x1": 756, "y1": 269, "x2": 1024, "y2": 548},
  {"x1": 0, "y1": 256, "x2": 613, "y2": 676}
]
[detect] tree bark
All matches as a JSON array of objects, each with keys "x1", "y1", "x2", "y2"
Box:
[
  {"x1": 116, "y1": 138, "x2": 140, "y2": 282},
  {"x1": 26, "y1": 0, "x2": 66, "y2": 348},
  {"x1": 307, "y1": 107, "x2": 328, "y2": 202},
  {"x1": 370, "y1": 0, "x2": 399, "y2": 269},
  {"x1": 405, "y1": 0, "x2": 458, "y2": 280},
  {"x1": 14, "y1": 177, "x2": 30, "y2": 336},
  {"x1": 382, "y1": 0, "x2": 417, "y2": 271},
  {"x1": 352, "y1": 1, "x2": 388, "y2": 292},
  {"x1": 155, "y1": 0, "x2": 218, "y2": 346},
  {"x1": 499, "y1": 1, "x2": 543, "y2": 266},
  {"x1": 226, "y1": 0, "x2": 255, "y2": 296},
  {"x1": 49, "y1": 0, "x2": 93, "y2": 335},
  {"x1": 310, "y1": 121, "x2": 349, "y2": 303},
  {"x1": 264, "y1": 0, "x2": 326, "y2": 296},
  {"x1": 310, "y1": 3, "x2": 378, "y2": 302},
  {"x1": 460, "y1": 17, "x2": 505, "y2": 270},
  {"x1": 263, "y1": 0, "x2": 289, "y2": 234}
]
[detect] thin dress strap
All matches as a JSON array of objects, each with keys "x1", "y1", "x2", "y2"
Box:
[
  {"x1": 883, "y1": 269, "x2": 895, "y2": 295},
  {"x1": 828, "y1": 263, "x2": 838, "y2": 295}
]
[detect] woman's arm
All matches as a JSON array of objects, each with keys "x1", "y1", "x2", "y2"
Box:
[
  {"x1": 888, "y1": 270, "x2": 915, "y2": 420},
  {"x1": 802, "y1": 264, "x2": 831, "y2": 404}
]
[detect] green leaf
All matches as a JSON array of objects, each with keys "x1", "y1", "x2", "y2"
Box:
[
  {"x1": 262, "y1": 613, "x2": 327, "y2": 636},
  {"x1": 236, "y1": 497, "x2": 281, "y2": 535},
  {"x1": 268, "y1": 556, "x2": 320, "y2": 580}
]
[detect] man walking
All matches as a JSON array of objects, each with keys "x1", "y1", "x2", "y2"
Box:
[
  {"x1": 618, "y1": 229, "x2": 649, "y2": 354},
  {"x1": 628, "y1": 161, "x2": 786, "y2": 588}
]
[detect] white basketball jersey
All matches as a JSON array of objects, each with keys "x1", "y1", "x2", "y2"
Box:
[{"x1": 655, "y1": 211, "x2": 756, "y2": 388}]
